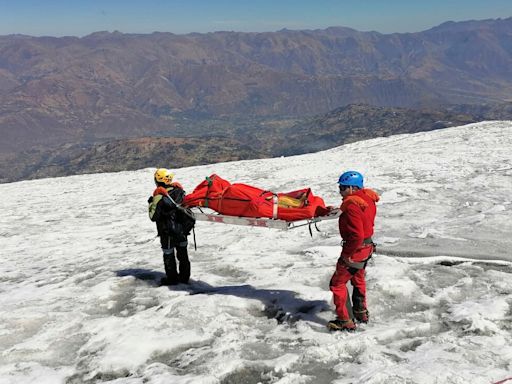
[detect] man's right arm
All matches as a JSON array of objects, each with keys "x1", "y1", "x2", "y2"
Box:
[{"x1": 340, "y1": 205, "x2": 365, "y2": 260}]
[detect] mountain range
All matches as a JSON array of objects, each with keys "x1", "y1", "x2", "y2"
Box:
[
  {"x1": 1, "y1": 18, "x2": 512, "y2": 155},
  {"x1": 0, "y1": 18, "x2": 512, "y2": 182}
]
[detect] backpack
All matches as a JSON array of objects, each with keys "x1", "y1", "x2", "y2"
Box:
[
  {"x1": 148, "y1": 195, "x2": 163, "y2": 222},
  {"x1": 177, "y1": 207, "x2": 196, "y2": 236}
]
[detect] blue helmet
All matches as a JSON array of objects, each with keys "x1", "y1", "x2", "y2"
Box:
[{"x1": 338, "y1": 171, "x2": 364, "y2": 189}]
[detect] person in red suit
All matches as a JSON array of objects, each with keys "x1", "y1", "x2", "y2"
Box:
[{"x1": 327, "y1": 171, "x2": 380, "y2": 331}]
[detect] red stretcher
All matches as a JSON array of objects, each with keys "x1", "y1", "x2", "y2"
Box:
[{"x1": 183, "y1": 174, "x2": 340, "y2": 231}]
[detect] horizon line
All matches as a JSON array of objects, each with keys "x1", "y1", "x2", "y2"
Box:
[{"x1": 1, "y1": 16, "x2": 510, "y2": 39}]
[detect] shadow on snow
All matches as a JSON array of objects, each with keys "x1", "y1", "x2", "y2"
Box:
[{"x1": 116, "y1": 268, "x2": 330, "y2": 326}]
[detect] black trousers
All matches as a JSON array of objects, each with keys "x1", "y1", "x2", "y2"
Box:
[{"x1": 160, "y1": 235, "x2": 190, "y2": 284}]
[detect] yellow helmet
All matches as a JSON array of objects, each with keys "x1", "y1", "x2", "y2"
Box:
[{"x1": 154, "y1": 168, "x2": 174, "y2": 185}]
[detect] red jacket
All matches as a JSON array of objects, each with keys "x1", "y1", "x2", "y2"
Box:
[{"x1": 339, "y1": 188, "x2": 379, "y2": 261}]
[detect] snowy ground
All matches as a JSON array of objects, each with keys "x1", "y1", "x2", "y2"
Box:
[{"x1": 1, "y1": 121, "x2": 511, "y2": 384}]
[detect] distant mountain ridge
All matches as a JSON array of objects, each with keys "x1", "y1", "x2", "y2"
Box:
[
  {"x1": 4, "y1": 103, "x2": 510, "y2": 184},
  {"x1": 1, "y1": 18, "x2": 512, "y2": 153}
]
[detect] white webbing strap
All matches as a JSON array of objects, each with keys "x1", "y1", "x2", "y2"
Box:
[{"x1": 272, "y1": 194, "x2": 278, "y2": 219}]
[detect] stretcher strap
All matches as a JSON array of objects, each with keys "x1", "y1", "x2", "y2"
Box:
[{"x1": 204, "y1": 176, "x2": 212, "y2": 208}]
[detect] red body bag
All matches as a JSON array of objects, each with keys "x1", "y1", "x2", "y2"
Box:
[{"x1": 183, "y1": 174, "x2": 330, "y2": 221}]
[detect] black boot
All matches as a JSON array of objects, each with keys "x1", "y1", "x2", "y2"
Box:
[
  {"x1": 354, "y1": 309, "x2": 369, "y2": 323},
  {"x1": 352, "y1": 287, "x2": 367, "y2": 322},
  {"x1": 327, "y1": 319, "x2": 356, "y2": 331}
]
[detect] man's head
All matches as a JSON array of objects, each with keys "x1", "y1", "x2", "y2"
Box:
[
  {"x1": 338, "y1": 170, "x2": 363, "y2": 196},
  {"x1": 154, "y1": 168, "x2": 174, "y2": 186}
]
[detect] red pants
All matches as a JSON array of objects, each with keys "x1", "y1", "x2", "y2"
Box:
[{"x1": 330, "y1": 262, "x2": 367, "y2": 320}]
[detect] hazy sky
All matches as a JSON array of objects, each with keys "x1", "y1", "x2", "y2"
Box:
[{"x1": 1, "y1": 0, "x2": 511, "y2": 37}]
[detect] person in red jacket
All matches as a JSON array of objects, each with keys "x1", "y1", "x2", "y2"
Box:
[{"x1": 327, "y1": 171, "x2": 380, "y2": 331}]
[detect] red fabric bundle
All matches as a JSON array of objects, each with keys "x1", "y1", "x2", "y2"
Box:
[{"x1": 183, "y1": 174, "x2": 330, "y2": 221}]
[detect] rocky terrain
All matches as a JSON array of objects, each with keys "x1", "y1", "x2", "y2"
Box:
[
  {"x1": 0, "y1": 136, "x2": 261, "y2": 182},
  {"x1": 3, "y1": 103, "x2": 510, "y2": 183},
  {"x1": 269, "y1": 104, "x2": 478, "y2": 155}
]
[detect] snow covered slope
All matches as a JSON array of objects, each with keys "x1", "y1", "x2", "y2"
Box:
[{"x1": 0, "y1": 121, "x2": 511, "y2": 383}]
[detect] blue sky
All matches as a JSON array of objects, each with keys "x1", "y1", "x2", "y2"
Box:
[{"x1": 1, "y1": 0, "x2": 511, "y2": 37}]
